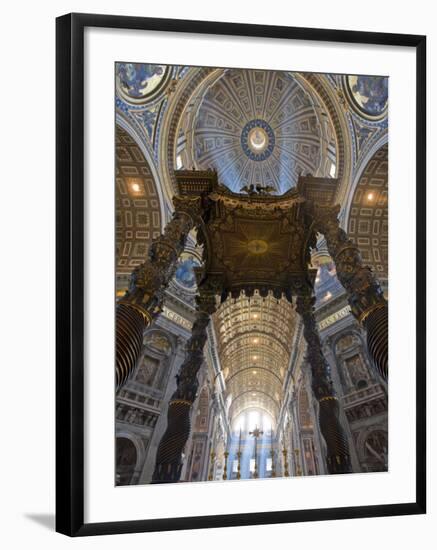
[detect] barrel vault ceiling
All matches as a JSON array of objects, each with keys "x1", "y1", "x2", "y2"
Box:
[{"x1": 213, "y1": 292, "x2": 297, "y2": 425}]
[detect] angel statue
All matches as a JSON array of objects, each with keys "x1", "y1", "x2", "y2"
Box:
[
  {"x1": 240, "y1": 183, "x2": 275, "y2": 196},
  {"x1": 255, "y1": 184, "x2": 275, "y2": 195},
  {"x1": 240, "y1": 184, "x2": 256, "y2": 195}
]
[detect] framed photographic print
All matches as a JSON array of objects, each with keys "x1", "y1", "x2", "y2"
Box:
[{"x1": 56, "y1": 13, "x2": 426, "y2": 536}]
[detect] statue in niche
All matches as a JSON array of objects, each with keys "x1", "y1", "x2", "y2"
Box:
[
  {"x1": 136, "y1": 356, "x2": 160, "y2": 387},
  {"x1": 345, "y1": 354, "x2": 369, "y2": 388}
]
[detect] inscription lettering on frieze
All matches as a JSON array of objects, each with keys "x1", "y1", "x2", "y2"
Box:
[
  {"x1": 162, "y1": 306, "x2": 193, "y2": 330},
  {"x1": 318, "y1": 305, "x2": 351, "y2": 330}
]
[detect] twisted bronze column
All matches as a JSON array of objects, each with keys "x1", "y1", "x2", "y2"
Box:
[
  {"x1": 313, "y1": 205, "x2": 388, "y2": 381},
  {"x1": 116, "y1": 197, "x2": 202, "y2": 389},
  {"x1": 296, "y1": 294, "x2": 352, "y2": 474},
  {"x1": 151, "y1": 280, "x2": 219, "y2": 483},
  {"x1": 152, "y1": 306, "x2": 212, "y2": 483}
]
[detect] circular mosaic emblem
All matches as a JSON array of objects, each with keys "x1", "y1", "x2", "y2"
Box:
[
  {"x1": 247, "y1": 240, "x2": 268, "y2": 255},
  {"x1": 116, "y1": 63, "x2": 171, "y2": 104},
  {"x1": 344, "y1": 75, "x2": 388, "y2": 120},
  {"x1": 241, "y1": 119, "x2": 275, "y2": 161}
]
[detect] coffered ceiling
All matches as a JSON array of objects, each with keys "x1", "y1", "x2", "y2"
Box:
[{"x1": 214, "y1": 292, "x2": 297, "y2": 424}]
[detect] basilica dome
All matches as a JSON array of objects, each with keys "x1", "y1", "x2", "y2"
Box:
[{"x1": 188, "y1": 69, "x2": 331, "y2": 193}]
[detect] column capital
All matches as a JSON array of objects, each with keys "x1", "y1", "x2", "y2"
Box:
[{"x1": 172, "y1": 195, "x2": 205, "y2": 223}]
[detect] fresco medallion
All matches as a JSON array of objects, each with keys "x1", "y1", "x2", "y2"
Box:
[
  {"x1": 345, "y1": 75, "x2": 388, "y2": 120},
  {"x1": 116, "y1": 63, "x2": 171, "y2": 104}
]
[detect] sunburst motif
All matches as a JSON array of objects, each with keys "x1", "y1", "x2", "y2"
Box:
[{"x1": 223, "y1": 219, "x2": 290, "y2": 270}]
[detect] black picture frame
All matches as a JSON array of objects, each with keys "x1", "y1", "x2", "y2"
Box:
[{"x1": 56, "y1": 12, "x2": 426, "y2": 537}]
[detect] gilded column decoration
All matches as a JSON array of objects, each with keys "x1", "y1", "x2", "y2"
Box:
[
  {"x1": 116, "y1": 196, "x2": 202, "y2": 389},
  {"x1": 249, "y1": 426, "x2": 263, "y2": 479},
  {"x1": 293, "y1": 449, "x2": 303, "y2": 476},
  {"x1": 236, "y1": 451, "x2": 242, "y2": 480},
  {"x1": 152, "y1": 287, "x2": 216, "y2": 483},
  {"x1": 222, "y1": 451, "x2": 229, "y2": 480},
  {"x1": 296, "y1": 294, "x2": 352, "y2": 474},
  {"x1": 208, "y1": 451, "x2": 216, "y2": 481},
  {"x1": 282, "y1": 446, "x2": 289, "y2": 477},
  {"x1": 270, "y1": 444, "x2": 276, "y2": 478},
  {"x1": 313, "y1": 205, "x2": 388, "y2": 381}
]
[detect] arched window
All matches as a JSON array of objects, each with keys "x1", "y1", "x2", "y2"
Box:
[{"x1": 232, "y1": 408, "x2": 274, "y2": 434}]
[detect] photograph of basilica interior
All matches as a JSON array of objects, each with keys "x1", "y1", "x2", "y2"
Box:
[{"x1": 114, "y1": 64, "x2": 388, "y2": 486}]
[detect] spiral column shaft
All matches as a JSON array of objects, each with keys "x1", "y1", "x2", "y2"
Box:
[
  {"x1": 152, "y1": 309, "x2": 212, "y2": 482},
  {"x1": 296, "y1": 295, "x2": 352, "y2": 474},
  {"x1": 115, "y1": 203, "x2": 199, "y2": 390},
  {"x1": 313, "y1": 205, "x2": 388, "y2": 382}
]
